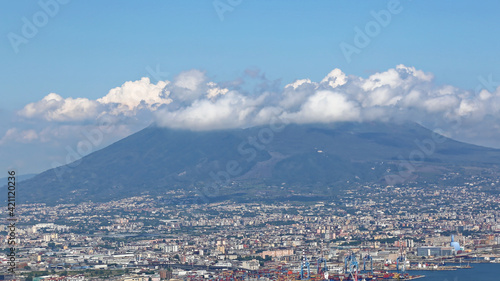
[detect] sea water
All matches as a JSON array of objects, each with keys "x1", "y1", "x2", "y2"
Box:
[{"x1": 404, "y1": 263, "x2": 500, "y2": 281}]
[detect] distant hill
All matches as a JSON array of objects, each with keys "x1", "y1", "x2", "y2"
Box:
[
  {"x1": 0, "y1": 173, "x2": 36, "y2": 185},
  {"x1": 9, "y1": 122, "x2": 500, "y2": 205}
]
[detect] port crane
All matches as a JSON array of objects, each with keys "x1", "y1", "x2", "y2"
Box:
[
  {"x1": 300, "y1": 251, "x2": 311, "y2": 280},
  {"x1": 396, "y1": 246, "x2": 407, "y2": 273},
  {"x1": 344, "y1": 253, "x2": 359, "y2": 281},
  {"x1": 317, "y1": 257, "x2": 328, "y2": 275},
  {"x1": 362, "y1": 254, "x2": 373, "y2": 274}
]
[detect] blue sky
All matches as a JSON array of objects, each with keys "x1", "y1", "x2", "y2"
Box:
[
  {"x1": 2, "y1": 0, "x2": 500, "y2": 174},
  {"x1": 2, "y1": 0, "x2": 500, "y2": 108}
]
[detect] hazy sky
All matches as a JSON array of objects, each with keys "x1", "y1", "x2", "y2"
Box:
[{"x1": 1, "y1": 0, "x2": 500, "y2": 174}]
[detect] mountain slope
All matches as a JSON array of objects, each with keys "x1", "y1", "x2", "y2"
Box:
[{"x1": 13, "y1": 122, "x2": 500, "y2": 204}]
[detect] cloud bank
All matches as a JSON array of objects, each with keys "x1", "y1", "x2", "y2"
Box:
[{"x1": 12, "y1": 65, "x2": 500, "y2": 133}]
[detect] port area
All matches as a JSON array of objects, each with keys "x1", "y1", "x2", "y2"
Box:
[{"x1": 178, "y1": 268, "x2": 427, "y2": 281}]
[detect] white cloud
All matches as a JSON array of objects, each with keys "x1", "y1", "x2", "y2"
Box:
[
  {"x1": 18, "y1": 93, "x2": 100, "y2": 122},
  {"x1": 423, "y1": 95, "x2": 460, "y2": 113},
  {"x1": 155, "y1": 91, "x2": 266, "y2": 130},
  {"x1": 169, "y1": 69, "x2": 209, "y2": 103},
  {"x1": 361, "y1": 64, "x2": 433, "y2": 92},
  {"x1": 98, "y1": 77, "x2": 170, "y2": 113},
  {"x1": 206, "y1": 82, "x2": 229, "y2": 99},
  {"x1": 320, "y1": 68, "x2": 348, "y2": 88},
  {"x1": 281, "y1": 79, "x2": 317, "y2": 110},
  {"x1": 282, "y1": 90, "x2": 360, "y2": 123},
  {"x1": 362, "y1": 87, "x2": 402, "y2": 107},
  {"x1": 285, "y1": 79, "x2": 313, "y2": 90},
  {"x1": 174, "y1": 69, "x2": 206, "y2": 91},
  {"x1": 18, "y1": 77, "x2": 172, "y2": 123}
]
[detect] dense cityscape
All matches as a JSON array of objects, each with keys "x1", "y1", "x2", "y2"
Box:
[{"x1": 2, "y1": 173, "x2": 500, "y2": 280}]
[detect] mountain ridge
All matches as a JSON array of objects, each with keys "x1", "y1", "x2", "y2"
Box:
[{"x1": 10, "y1": 121, "x2": 500, "y2": 205}]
